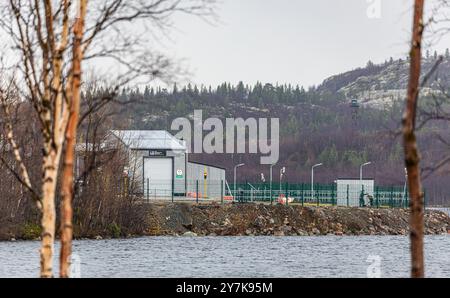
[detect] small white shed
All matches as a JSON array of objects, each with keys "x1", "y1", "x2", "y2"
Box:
[{"x1": 336, "y1": 179, "x2": 374, "y2": 207}]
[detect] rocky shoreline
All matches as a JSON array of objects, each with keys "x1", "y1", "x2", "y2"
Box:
[
  {"x1": 2, "y1": 203, "x2": 450, "y2": 241},
  {"x1": 146, "y1": 202, "x2": 450, "y2": 237}
]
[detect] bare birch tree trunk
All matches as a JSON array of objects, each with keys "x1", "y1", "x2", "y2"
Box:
[
  {"x1": 60, "y1": 0, "x2": 87, "y2": 278},
  {"x1": 403, "y1": 0, "x2": 425, "y2": 278},
  {"x1": 37, "y1": 0, "x2": 72, "y2": 278},
  {"x1": 40, "y1": 151, "x2": 61, "y2": 278}
]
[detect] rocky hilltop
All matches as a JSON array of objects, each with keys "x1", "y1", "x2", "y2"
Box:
[
  {"x1": 146, "y1": 203, "x2": 450, "y2": 237},
  {"x1": 318, "y1": 54, "x2": 450, "y2": 108}
]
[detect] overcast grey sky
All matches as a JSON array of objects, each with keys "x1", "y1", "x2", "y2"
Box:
[{"x1": 162, "y1": 0, "x2": 450, "y2": 88}]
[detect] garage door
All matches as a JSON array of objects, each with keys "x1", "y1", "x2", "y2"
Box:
[{"x1": 143, "y1": 158, "x2": 173, "y2": 197}]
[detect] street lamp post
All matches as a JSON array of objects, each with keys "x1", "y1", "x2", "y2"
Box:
[
  {"x1": 279, "y1": 167, "x2": 286, "y2": 192},
  {"x1": 403, "y1": 167, "x2": 408, "y2": 206},
  {"x1": 269, "y1": 164, "x2": 275, "y2": 205},
  {"x1": 261, "y1": 173, "x2": 266, "y2": 202},
  {"x1": 360, "y1": 161, "x2": 372, "y2": 193},
  {"x1": 311, "y1": 163, "x2": 323, "y2": 206},
  {"x1": 233, "y1": 163, "x2": 245, "y2": 198}
]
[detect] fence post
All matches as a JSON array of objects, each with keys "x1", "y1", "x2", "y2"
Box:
[
  {"x1": 171, "y1": 181, "x2": 174, "y2": 203},
  {"x1": 221, "y1": 180, "x2": 224, "y2": 205},
  {"x1": 331, "y1": 185, "x2": 336, "y2": 206},
  {"x1": 404, "y1": 188, "x2": 409, "y2": 209},
  {"x1": 346, "y1": 184, "x2": 349, "y2": 207},
  {"x1": 270, "y1": 182, "x2": 273, "y2": 206},
  {"x1": 390, "y1": 186, "x2": 394, "y2": 208},
  {"x1": 375, "y1": 186, "x2": 380, "y2": 209},
  {"x1": 316, "y1": 184, "x2": 319, "y2": 207},
  {"x1": 285, "y1": 182, "x2": 289, "y2": 206},
  {"x1": 264, "y1": 184, "x2": 267, "y2": 203},
  {"x1": 301, "y1": 183, "x2": 304, "y2": 207},
  {"x1": 146, "y1": 178, "x2": 150, "y2": 202},
  {"x1": 359, "y1": 185, "x2": 364, "y2": 207},
  {"x1": 196, "y1": 180, "x2": 199, "y2": 204}
]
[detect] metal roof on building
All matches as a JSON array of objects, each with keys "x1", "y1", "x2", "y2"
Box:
[{"x1": 111, "y1": 130, "x2": 186, "y2": 151}]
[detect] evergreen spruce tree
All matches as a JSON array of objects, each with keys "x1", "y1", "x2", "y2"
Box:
[
  {"x1": 144, "y1": 86, "x2": 150, "y2": 99},
  {"x1": 236, "y1": 81, "x2": 246, "y2": 101}
]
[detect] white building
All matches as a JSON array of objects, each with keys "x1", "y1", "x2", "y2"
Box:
[
  {"x1": 108, "y1": 130, "x2": 226, "y2": 199},
  {"x1": 336, "y1": 178, "x2": 374, "y2": 207}
]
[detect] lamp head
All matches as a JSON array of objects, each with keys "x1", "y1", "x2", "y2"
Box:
[{"x1": 313, "y1": 163, "x2": 323, "y2": 169}]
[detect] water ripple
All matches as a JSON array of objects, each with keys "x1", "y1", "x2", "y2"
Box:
[{"x1": 0, "y1": 236, "x2": 448, "y2": 278}]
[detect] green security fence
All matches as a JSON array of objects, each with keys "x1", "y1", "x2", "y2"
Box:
[
  {"x1": 122, "y1": 177, "x2": 422, "y2": 208},
  {"x1": 228, "y1": 182, "x2": 424, "y2": 208}
]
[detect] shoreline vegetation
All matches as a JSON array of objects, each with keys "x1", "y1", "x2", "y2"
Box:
[{"x1": 1, "y1": 203, "x2": 449, "y2": 241}]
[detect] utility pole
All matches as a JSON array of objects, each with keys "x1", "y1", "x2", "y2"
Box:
[
  {"x1": 360, "y1": 162, "x2": 372, "y2": 192},
  {"x1": 270, "y1": 164, "x2": 274, "y2": 205},
  {"x1": 279, "y1": 167, "x2": 286, "y2": 192},
  {"x1": 233, "y1": 163, "x2": 245, "y2": 198}
]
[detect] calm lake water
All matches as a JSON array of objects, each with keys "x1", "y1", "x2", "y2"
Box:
[{"x1": 0, "y1": 235, "x2": 449, "y2": 278}]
